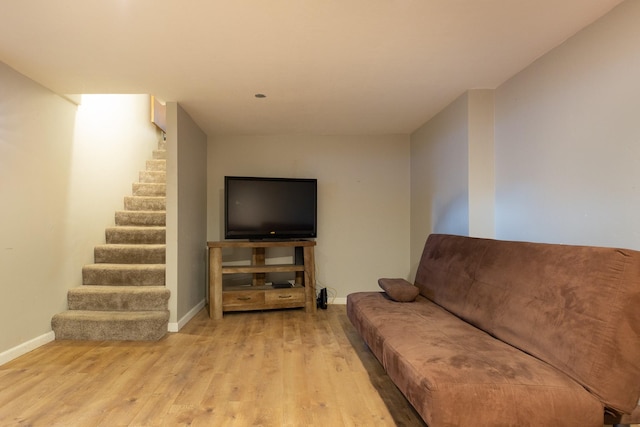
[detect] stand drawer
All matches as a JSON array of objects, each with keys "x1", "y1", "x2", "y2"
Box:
[
  {"x1": 265, "y1": 288, "x2": 305, "y2": 305},
  {"x1": 223, "y1": 290, "x2": 265, "y2": 310}
]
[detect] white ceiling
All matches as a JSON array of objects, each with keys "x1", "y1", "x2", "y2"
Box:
[{"x1": 0, "y1": 0, "x2": 624, "y2": 136}]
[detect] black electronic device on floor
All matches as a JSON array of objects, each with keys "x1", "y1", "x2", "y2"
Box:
[{"x1": 317, "y1": 288, "x2": 328, "y2": 309}]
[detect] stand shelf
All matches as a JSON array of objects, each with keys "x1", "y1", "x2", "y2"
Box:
[{"x1": 207, "y1": 240, "x2": 317, "y2": 319}]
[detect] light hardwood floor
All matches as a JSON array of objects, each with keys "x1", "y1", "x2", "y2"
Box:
[{"x1": 0, "y1": 306, "x2": 426, "y2": 426}]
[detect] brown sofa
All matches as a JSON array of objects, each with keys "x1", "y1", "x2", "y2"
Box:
[{"x1": 347, "y1": 234, "x2": 640, "y2": 427}]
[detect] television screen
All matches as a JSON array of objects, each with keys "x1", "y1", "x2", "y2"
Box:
[{"x1": 225, "y1": 176, "x2": 317, "y2": 240}]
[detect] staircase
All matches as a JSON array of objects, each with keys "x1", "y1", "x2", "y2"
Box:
[{"x1": 51, "y1": 140, "x2": 170, "y2": 340}]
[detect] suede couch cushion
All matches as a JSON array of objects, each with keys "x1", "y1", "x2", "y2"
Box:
[
  {"x1": 414, "y1": 234, "x2": 640, "y2": 414},
  {"x1": 378, "y1": 278, "x2": 419, "y2": 302},
  {"x1": 347, "y1": 292, "x2": 604, "y2": 427}
]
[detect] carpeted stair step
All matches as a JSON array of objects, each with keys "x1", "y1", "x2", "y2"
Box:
[
  {"x1": 115, "y1": 210, "x2": 166, "y2": 226},
  {"x1": 106, "y1": 226, "x2": 166, "y2": 244},
  {"x1": 83, "y1": 264, "x2": 165, "y2": 286},
  {"x1": 67, "y1": 286, "x2": 170, "y2": 311},
  {"x1": 124, "y1": 196, "x2": 166, "y2": 211},
  {"x1": 51, "y1": 310, "x2": 169, "y2": 341},
  {"x1": 94, "y1": 244, "x2": 166, "y2": 264},
  {"x1": 146, "y1": 159, "x2": 166, "y2": 172},
  {"x1": 133, "y1": 182, "x2": 166, "y2": 196},
  {"x1": 51, "y1": 139, "x2": 169, "y2": 342},
  {"x1": 139, "y1": 170, "x2": 166, "y2": 183}
]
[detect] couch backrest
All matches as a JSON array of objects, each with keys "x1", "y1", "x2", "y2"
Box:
[{"x1": 414, "y1": 234, "x2": 640, "y2": 414}]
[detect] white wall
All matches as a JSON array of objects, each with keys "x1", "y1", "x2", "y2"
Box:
[
  {"x1": 494, "y1": 0, "x2": 640, "y2": 249},
  {"x1": 467, "y1": 90, "x2": 495, "y2": 239},
  {"x1": 0, "y1": 61, "x2": 159, "y2": 361},
  {"x1": 409, "y1": 90, "x2": 496, "y2": 276},
  {"x1": 72, "y1": 95, "x2": 164, "y2": 247},
  {"x1": 411, "y1": 1, "x2": 639, "y2": 252},
  {"x1": 409, "y1": 93, "x2": 470, "y2": 275},
  {"x1": 165, "y1": 102, "x2": 207, "y2": 329},
  {"x1": 208, "y1": 134, "x2": 410, "y2": 298}
]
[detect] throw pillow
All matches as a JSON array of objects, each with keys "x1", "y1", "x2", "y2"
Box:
[{"x1": 378, "y1": 278, "x2": 419, "y2": 302}]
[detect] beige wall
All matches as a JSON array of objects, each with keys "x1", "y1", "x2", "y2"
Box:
[
  {"x1": 409, "y1": 90, "x2": 495, "y2": 277},
  {"x1": 411, "y1": 1, "x2": 639, "y2": 253},
  {"x1": 409, "y1": 93, "x2": 469, "y2": 276},
  {"x1": 165, "y1": 103, "x2": 208, "y2": 328},
  {"x1": 494, "y1": 0, "x2": 640, "y2": 249},
  {"x1": 208, "y1": 134, "x2": 411, "y2": 299},
  {"x1": 0, "y1": 62, "x2": 76, "y2": 358},
  {"x1": 0, "y1": 62, "x2": 159, "y2": 361}
]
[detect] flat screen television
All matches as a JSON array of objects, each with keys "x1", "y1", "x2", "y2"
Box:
[{"x1": 225, "y1": 176, "x2": 317, "y2": 240}]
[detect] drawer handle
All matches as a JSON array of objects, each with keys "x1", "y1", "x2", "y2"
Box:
[
  {"x1": 237, "y1": 297, "x2": 252, "y2": 301},
  {"x1": 279, "y1": 295, "x2": 292, "y2": 299}
]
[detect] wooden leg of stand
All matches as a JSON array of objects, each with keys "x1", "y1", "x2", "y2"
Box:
[{"x1": 209, "y1": 247, "x2": 223, "y2": 319}]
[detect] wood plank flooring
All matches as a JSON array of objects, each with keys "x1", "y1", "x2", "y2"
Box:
[{"x1": 0, "y1": 306, "x2": 426, "y2": 426}]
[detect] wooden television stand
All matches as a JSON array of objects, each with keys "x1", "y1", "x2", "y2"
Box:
[{"x1": 207, "y1": 240, "x2": 317, "y2": 319}]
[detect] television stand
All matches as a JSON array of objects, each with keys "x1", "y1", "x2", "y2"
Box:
[{"x1": 207, "y1": 240, "x2": 317, "y2": 319}]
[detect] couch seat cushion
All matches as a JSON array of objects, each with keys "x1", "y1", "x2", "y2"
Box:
[{"x1": 347, "y1": 292, "x2": 604, "y2": 427}]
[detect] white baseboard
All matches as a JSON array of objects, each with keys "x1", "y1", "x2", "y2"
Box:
[
  {"x1": 0, "y1": 301, "x2": 208, "y2": 365},
  {"x1": 168, "y1": 299, "x2": 206, "y2": 332},
  {"x1": 0, "y1": 331, "x2": 55, "y2": 366},
  {"x1": 1, "y1": 297, "x2": 339, "y2": 365}
]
